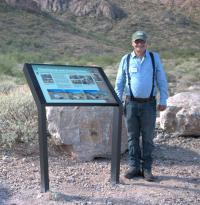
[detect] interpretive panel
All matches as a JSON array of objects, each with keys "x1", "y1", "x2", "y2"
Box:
[
  {"x1": 24, "y1": 63, "x2": 120, "y2": 106},
  {"x1": 23, "y1": 63, "x2": 122, "y2": 192}
]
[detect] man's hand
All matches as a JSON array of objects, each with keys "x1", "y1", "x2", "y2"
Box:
[{"x1": 157, "y1": 104, "x2": 167, "y2": 111}]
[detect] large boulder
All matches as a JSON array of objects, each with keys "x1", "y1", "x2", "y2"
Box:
[
  {"x1": 160, "y1": 92, "x2": 200, "y2": 136},
  {"x1": 46, "y1": 106, "x2": 127, "y2": 161}
]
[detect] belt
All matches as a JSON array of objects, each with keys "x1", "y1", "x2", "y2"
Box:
[{"x1": 125, "y1": 96, "x2": 156, "y2": 103}]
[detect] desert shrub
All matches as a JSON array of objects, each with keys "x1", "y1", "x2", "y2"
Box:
[
  {"x1": 0, "y1": 85, "x2": 38, "y2": 147},
  {"x1": 0, "y1": 80, "x2": 17, "y2": 94}
]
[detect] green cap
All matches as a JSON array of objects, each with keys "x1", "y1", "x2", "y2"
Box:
[{"x1": 132, "y1": 31, "x2": 148, "y2": 41}]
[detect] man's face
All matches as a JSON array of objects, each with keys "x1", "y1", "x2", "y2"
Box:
[{"x1": 132, "y1": 39, "x2": 147, "y2": 53}]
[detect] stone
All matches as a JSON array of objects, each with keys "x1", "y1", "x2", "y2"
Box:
[
  {"x1": 187, "y1": 83, "x2": 200, "y2": 91},
  {"x1": 46, "y1": 106, "x2": 127, "y2": 161},
  {"x1": 160, "y1": 91, "x2": 200, "y2": 136}
]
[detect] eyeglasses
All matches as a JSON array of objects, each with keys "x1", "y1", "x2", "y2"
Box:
[{"x1": 134, "y1": 39, "x2": 146, "y2": 44}]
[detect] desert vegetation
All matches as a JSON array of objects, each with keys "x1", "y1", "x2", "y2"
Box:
[{"x1": 0, "y1": 0, "x2": 200, "y2": 148}]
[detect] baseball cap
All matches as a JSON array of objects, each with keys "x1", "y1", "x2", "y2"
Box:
[{"x1": 132, "y1": 31, "x2": 148, "y2": 41}]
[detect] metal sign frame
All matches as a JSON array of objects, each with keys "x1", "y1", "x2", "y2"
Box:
[{"x1": 23, "y1": 63, "x2": 122, "y2": 192}]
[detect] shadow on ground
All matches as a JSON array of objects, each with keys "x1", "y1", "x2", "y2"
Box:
[
  {"x1": 153, "y1": 143, "x2": 200, "y2": 165},
  {"x1": 0, "y1": 185, "x2": 10, "y2": 205},
  {"x1": 45, "y1": 191, "x2": 144, "y2": 205}
]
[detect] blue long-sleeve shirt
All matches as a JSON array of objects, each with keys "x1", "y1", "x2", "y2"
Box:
[{"x1": 115, "y1": 50, "x2": 168, "y2": 105}]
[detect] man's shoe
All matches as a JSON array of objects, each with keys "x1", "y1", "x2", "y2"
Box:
[
  {"x1": 124, "y1": 167, "x2": 140, "y2": 179},
  {"x1": 143, "y1": 170, "x2": 155, "y2": 182}
]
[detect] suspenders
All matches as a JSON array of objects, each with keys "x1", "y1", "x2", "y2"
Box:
[{"x1": 126, "y1": 52, "x2": 155, "y2": 100}]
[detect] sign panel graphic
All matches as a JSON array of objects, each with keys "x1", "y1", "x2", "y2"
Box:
[{"x1": 29, "y1": 64, "x2": 117, "y2": 104}]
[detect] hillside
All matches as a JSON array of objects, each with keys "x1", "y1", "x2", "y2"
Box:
[
  {"x1": 156, "y1": 0, "x2": 200, "y2": 23},
  {"x1": 1, "y1": 0, "x2": 200, "y2": 57},
  {"x1": 0, "y1": 0, "x2": 200, "y2": 87},
  {"x1": 61, "y1": 0, "x2": 200, "y2": 56},
  {"x1": 0, "y1": 1, "x2": 122, "y2": 58}
]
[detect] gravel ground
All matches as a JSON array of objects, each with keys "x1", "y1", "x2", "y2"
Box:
[{"x1": 0, "y1": 131, "x2": 200, "y2": 205}]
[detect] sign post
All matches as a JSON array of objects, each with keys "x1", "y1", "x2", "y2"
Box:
[
  {"x1": 38, "y1": 105, "x2": 49, "y2": 192},
  {"x1": 111, "y1": 105, "x2": 123, "y2": 183},
  {"x1": 23, "y1": 63, "x2": 122, "y2": 192}
]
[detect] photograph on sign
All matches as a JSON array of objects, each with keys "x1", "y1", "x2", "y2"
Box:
[{"x1": 31, "y1": 64, "x2": 116, "y2": 104}]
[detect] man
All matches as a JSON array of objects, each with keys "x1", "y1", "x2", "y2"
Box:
[{"x1": 115, "y1": 31, "x2": 168, "y2": 181}]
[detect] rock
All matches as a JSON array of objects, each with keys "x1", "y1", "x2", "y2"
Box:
[
  {"x1": 39, "y1": 0, "x2": 69, "y2": 12},
  {"x1": 5, "y1": 0, "x2": 69, "y2": 12},
  {"x1": 5, "y1": 0, "x2": 40, "y2": 11},
  {"x1": 69, "y1": 0, "x2": 126, "y2": 19},
  {"x1": 2, "y1": 156, "x2": 12, "y2": 163},
  {"x1": 5, "y1": 0, "x2": 126, "y2": 19},
  {"x1": 187, "y1": 83, "x2": 200, "y2": 91},
  {"x1": 69, "y1": 0, "x2": 97, "y2": 17},
  {"x1": 160, "y1": 91, "x2": 200, "y2": 136},
  {"x1": 96, "y1": 0, "x2": 125, "y2": 19},
  {"x1": 46, "y1": 106, "x2": 127, "y2": 161}
]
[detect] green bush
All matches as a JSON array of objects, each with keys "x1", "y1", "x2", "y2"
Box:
[{"x1": 0, "y1": 85, "x2": 38, "y2": 147}]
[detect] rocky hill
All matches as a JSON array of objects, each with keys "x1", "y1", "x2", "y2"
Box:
[
  {"x1": 4, "y1": 0, "x2": 200, "y2": 28},
  {"x1": 1, "y1": 0, "x2": 200, "y2": 60},
  {"x1": 5, "y1": 0, "x2": 200, "y2": 22},
  {"x1": 5, "y1": 0, "x2": 126, "y2": 20}
]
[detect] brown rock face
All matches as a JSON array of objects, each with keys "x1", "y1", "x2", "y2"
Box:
[
  {"x1": 5, "y1": 0, "x2": 69, "y2": 12},
  {"x1": 5, "y1": 0, "x2": 125, "y2": 19},
  {"x1": 69, "y1": 0, "x2": 98, "y2": 16},
  {"x1": 38, "y1": 0, "x2": 69, "y2": 12},
  {"x1": 69, "y1": 0, "x2": 125, "y2": 19}
]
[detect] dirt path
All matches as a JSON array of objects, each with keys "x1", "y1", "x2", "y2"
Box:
[{"x1": 0, "y1": 135, "x2": 200, "y2": 205}]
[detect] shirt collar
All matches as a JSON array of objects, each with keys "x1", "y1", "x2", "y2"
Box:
[{"x1": 131, "y1": 49, "x2": 148, "y2": 58}]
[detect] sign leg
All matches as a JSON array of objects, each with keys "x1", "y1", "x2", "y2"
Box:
[
  {"x1": 38, "y1": 105, "x2": 49, "y2": 192},
  {"x1": 111, "y1": 106, "x2": 122, "y2": 183}
]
